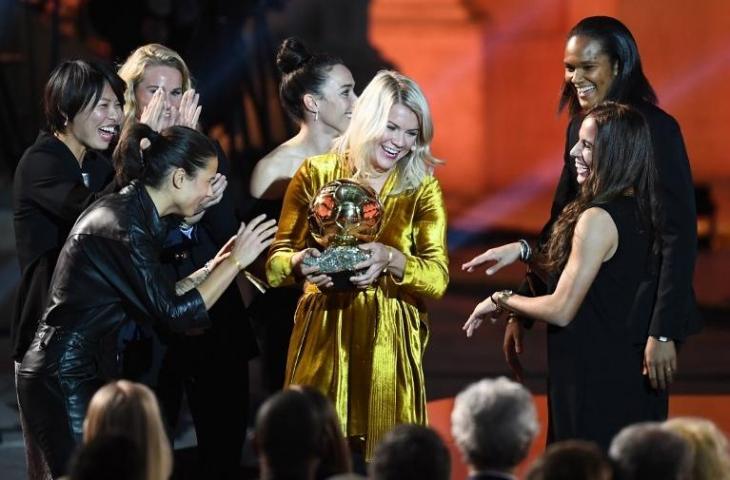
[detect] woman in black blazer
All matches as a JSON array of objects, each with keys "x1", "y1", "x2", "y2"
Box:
[
  {"x1": 11, "y1": 60, "x2": 125, "y2": 480},
  {"x1": 462, "y1": 16, "x2": 701, "y2": 443}
]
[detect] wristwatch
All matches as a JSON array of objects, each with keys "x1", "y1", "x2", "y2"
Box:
[{"x1": 653, "y1": 336, "x2": 671, "y2": 342}]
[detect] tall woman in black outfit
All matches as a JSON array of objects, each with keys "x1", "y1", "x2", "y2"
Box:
[
  {"x1": 17, "y1": 123, "x2": 276, "y2": 479},
  {"x1": 464, "y1": 102, "x2": 665, "y2": 450},
  {"x1": 463, "y1": 16, "x2": 700, "y2": 392},
  {"x1": 12, "y1": 60, "x2": 124, "y2": 480},
  {"x1": 118, "y1": 44, "x2": 257, "y2": 478}
]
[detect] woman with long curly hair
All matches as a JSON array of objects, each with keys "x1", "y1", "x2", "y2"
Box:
[{"x1": 464, "y1": 102, "x2": 665, "y2": 450}]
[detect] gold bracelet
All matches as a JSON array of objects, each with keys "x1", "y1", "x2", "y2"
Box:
[
  {"x1": 229, "y1": 256, "x2": 243, "y2": 272},
  {"x1": 491, "y1": 290, "x2": 515, "y2": 313}
]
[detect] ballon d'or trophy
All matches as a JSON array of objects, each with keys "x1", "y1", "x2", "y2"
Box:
[{"x1": 303, "y1": 179, "x2": 383, "y2": 290}]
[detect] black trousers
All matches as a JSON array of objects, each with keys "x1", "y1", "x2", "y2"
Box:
[
  {"x1": 155, "y1": 331, "x2": 250, "y2": 480},
  {"x1": 17, "y1": 329, "x2": 108, "y2": 479}
]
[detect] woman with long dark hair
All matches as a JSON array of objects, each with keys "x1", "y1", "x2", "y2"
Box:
[
  {"x1": 248, "y1": 37, "x2": 357, "y2": 394},
  {"x1": 463, "y1": 15, "x2": 699, "y2": 393},
  {"x1": 17, "y1": 123, "x2": 276, "y2": 478},
  {"x1": 464, "y1": 102, "x2": 666, "y2": 449}
]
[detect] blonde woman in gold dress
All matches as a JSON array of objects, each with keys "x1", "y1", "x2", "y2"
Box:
[{"x1": 266, "y1": 70, "x2": 448, "y2": 459}]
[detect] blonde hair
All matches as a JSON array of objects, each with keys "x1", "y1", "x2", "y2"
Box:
[
  {"x1": 333, "y1": 70, "x2": 442, "y2": 194},
  {"x1": 84, "y1": 380, "x2": 173, "y2": 480},
  {"x1": 663, "y1": 417, "x2": 730, "y2": 480},
  {"x1": 118, "y1": 43, "x2": 193, "y2": 125}
]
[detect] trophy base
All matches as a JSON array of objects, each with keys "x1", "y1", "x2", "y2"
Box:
[
  {"x1": 328, "y1": 269, "x2": 366, "y2": 291},
  {"x1": 303, "y1": 246, "x2": 371, "y2": 291}
]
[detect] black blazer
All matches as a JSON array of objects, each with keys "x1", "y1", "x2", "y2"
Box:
[
  {"x1": 537, "y1": 102, "x2": 700, "y2": 340},
  {"x1": 11, "y1": 131, "x2": 115, "y2": 361}
]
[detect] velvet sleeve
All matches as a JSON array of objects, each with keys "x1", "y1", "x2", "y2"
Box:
[
  {"x1": 391, "y1": 177, "x2": 449, "y2": 299},
  {"x1": 265, "y1": 159, "x2": 317, "y2": 287}
]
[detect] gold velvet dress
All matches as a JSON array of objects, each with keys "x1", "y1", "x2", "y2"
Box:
[{"x1": 266, "y1": 153, "x2": 449, "y2": 458}]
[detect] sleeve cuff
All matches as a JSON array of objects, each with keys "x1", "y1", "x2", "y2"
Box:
[{"x1": 266, "y1": 251, "x2": 297, "y2": 287}]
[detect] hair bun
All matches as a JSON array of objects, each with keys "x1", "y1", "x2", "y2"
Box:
[{"x1": 276, "y1": 37, "x2": 312, "y2": 74}]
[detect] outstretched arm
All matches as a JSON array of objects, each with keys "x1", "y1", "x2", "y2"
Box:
[{"x1": 464, "y1": 207, "x2": 617, "y2": 334}]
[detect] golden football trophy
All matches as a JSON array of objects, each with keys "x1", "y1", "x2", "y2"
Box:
[{"x1": 303, "y1": 179, "x2": 383, "y2": 289}]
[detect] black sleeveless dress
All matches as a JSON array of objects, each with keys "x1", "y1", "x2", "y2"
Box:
[{"x1": 546, "y1": 196, "x2": 667, "y2": 450}]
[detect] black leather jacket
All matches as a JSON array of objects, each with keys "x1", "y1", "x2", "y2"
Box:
[
  {"x1": 17, "y1": 181, "x2": 212, "y2": 478},
  {"x1": 20, "y1": 180, "x2": 210, "y2": 378}
]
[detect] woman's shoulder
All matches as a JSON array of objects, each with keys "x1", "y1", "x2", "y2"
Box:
[
  {"x1": 578, "y1": 206, "x2": 616, "y2": 230},
  {"x1": 251, "y1": 145, "x2": 295, "y2": 181},
  {"x1": 636, "y1": 102, "x2": 681, "y2": 132},
  {"x1": 71, "y1": 188, "x2": 137, "y2": 241},
  {"x1": 298, "y1": 152, "x2": 341, "y2": 182},
  {"x1": 302, "y1": 152, "x2": 338, "y2": 169},
  {"x1": 412, "y1": 173, "x2": 441, "y2": 196},
  {"x1": 16, "y1": 132, "x2": 76, "y2": 176}
]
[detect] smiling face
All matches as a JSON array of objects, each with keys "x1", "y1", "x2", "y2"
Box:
[
  {"x1": 67, "y1": 82, "x2": 122, "y2": 150},
  {"x1": 372, "y1": 103, "x2": 420, "y2": 174},
  {"x1": 564, "y1": 35, "x2": 617, "y2": 111},
  {"x1": 134, "y1": 65, "x2": 183, "y2": 118},
  {"x1": 173, "y1": 156, "x2": 218, "y2": 217},
  {"x1": 570, "y1": 115, "x2": 597, "y2": 184},
  {"x1": 314, "y1": 64, "x2": 357, "y2": 134}
]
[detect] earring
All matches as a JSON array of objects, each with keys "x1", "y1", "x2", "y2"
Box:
[
  {"x1": 410, "y1": 145, "x2": 416, "y2": 152},
  {"x1": 314, "y1": 110, "x2": 319, "y2": 122}
]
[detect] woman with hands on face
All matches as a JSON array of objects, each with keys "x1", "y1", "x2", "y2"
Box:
[
  {"x1": 118, "y1": 43, "x2": 226, "y2": 210},
  {"x1": 117, "y1": 44, "x2": 260, "y2": 477},
  {"x1": 266, "y1": 71, "x2": 448, "y2": 460},
  {"x1": 464, "y1": 102, "x2": 668, "y2": 451}
]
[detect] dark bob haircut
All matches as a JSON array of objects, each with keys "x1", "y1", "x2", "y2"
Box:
[
  {"x1": 559, "y1": 16, "x2": 657, "y2": 115},
  {"x1": 113, "y1": 123, "x2": 216, "y2": 189},
  {"x1": 44, "y1": 60, "x2": 125, "y2": 134}
]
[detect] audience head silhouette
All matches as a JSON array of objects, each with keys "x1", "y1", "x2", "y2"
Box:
[
  {"x1": 451, "y1": 376, "x2": 538, "y2": 474},
  {"x1": 83, "y1": 380, "x2": 172, "y2": 480},
  {"x1": 370, "y1": 424, "x2": 450, "y2": 480}
]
